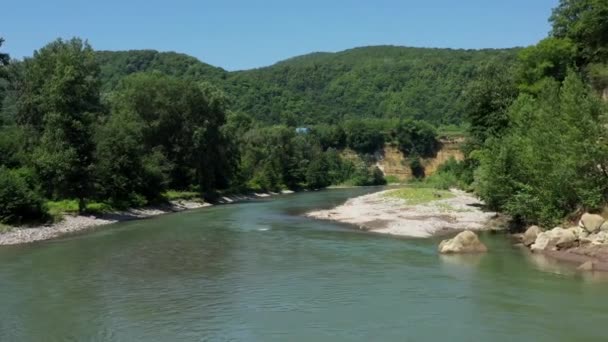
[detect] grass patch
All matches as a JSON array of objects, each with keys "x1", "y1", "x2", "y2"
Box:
[
  {"x1": 46, "y1": 200, "x2": 114, "y2": 221},
  {"x1": 163, "y1": 190, "x2": 201, "y2": 201},
  {"x1": 384, "y1": 175, "x2": 402, "y2": 184},
  {"x1": 0, "y1": 223, "x2": 13, "y2": 233},
  {"x1": 385, "y1": 187, "x2": 455, "y2": 205},
  {"x1": 436, "y1": 202, "x2": 472, "y2": 213}
]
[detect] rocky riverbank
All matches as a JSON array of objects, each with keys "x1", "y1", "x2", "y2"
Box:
[
  {"x1": 0, "y1": 200, "x2": 210, "y2": 246},
  {"x1": 516, "y1": 213, "x2": 608, "y2": 272},
  {"x1": 0, "y1": 191, "x2": 295, "y2": 246},
  {"x1": 305, "y1": 188, "x2": 497, "y2": 237}
]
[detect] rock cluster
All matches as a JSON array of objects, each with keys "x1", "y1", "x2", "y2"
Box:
[
  {"x1": 527, "y1": 213, "x2": 608, "y2": 252},
  {"x1": 523, "y1": 213, "x2": 608, "y2": 271},
  {"x1": 438, "y1": 230, "x2": 488, "y2": 254}
]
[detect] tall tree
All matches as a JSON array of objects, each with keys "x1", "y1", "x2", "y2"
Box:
[{"x1": 18, "y1": 38, "x2": 100, "y2": 211}]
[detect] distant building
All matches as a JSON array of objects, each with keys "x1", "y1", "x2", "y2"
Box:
[{"x1": 295, "y1": 127, "x2": 310, "y2": 134}]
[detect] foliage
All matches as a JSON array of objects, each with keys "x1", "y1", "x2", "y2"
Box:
[
  {"x1": 423, "y1": 157, "x2": 472, "y2": 190},
  {"x1": 517, "y1": 37, "x2": 578, "y2": 93},
  {"x1": 163, "y1": 190, "x2": 201, "y2": 201},
  {"x1": 17, "y1": 38, "x2": 100, "y2": 211},
  {"x1": 394, "y1": 119, "x2": 438, "y2": 157},
  {"x1": 0, "y1": 167, "x2": 47, "y2": 224},
  {"x1": 475, "y1": 73, "x2": 608, "y2": 226},
  {"x1": 343, "y1": 119, "x2": 386, "y2": 154},
  {"x1": 96, "y1": 46, "x2": 519, "y2": 126},
  {"x1": 465, "y1": 62, "x2": 518, "y2": 146},
  {"x1": 550, "y1": 0, "x2": 608, "y2": 64}
]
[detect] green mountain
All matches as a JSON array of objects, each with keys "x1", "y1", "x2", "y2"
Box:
[{"x1": 96, "y1": 45, "x2": 520, "y2": 125}]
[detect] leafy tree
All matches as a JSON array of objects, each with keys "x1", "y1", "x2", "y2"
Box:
[
  {"x1": 517, "y1": 37, "x2": 578, "y2": 92},
  {"x1": 394, "y1": 119, "x2": 438, "y2": 157},
  {"x1": 550, "y1": 0, "x2": 608, "y2": 64},
  {"x1": 18, "y1": 38, "x2": 100, "y2": 211},
  {"x1": 343, "y1": 119, "x2": 385, "y2": 154},
  {"x1": 0, "y1": 37, "x2": 8, "y2": 73},
  {"x1": 465, "y1": 62, "x2": 518, "y2": 146},
  {"x1": 110, "y1": 73, "x2": 231, "y2": 193},
  {"x1": 476, "y1": 72, "x2": 608, "y2": 226}
]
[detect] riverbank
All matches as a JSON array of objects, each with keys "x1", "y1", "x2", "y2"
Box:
[
  {"x1": 306, "y1": 188, "x2": 497, "y2": 237},
  {"x1": 0, "y1": 191, "x2": 295, "y2": 246}
]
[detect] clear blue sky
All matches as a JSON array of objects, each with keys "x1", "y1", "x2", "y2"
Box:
[{"x1": 2, "y1": 0, "x2": 558, "y2": 71}]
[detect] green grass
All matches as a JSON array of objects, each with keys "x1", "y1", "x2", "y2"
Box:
[
  {"x1": 385, "y1": 187, "x2": 455, "y2": 205},
  {"x1": 384, "y1": 175, "x2": 402, "y2": 184},
  {"x1": 46, "y1": 200, "x2": 114, "y2": 221},
  {"x1": 0, "y1": 223, "x2": 13, "y2": 233},
  {"x1": 163, "y1": 190, "x2": 201, "y2": 201},
  {"x1": 437, "y1": 124, "x2": 468, "y2": 138}
]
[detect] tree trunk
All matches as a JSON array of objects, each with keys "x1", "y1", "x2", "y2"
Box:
[{"x1": 78, "y1": 197, "x2": 86, "y2": 214}]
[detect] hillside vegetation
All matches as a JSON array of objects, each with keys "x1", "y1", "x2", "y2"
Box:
[{"x1": 95, "y1": 46, "x2": 519, "y2": 125}]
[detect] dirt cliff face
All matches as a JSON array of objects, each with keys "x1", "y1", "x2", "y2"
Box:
[
  {"x1": 376, "y1": 138, "x2": 464, "y2": 181},
  {"x1": 421, "y1": 138, "x2": 464, "y2": 176}
]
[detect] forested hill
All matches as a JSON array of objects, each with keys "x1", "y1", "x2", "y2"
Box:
[
  {"x1": 95, "y1": 50, "x2": 227, "y2": 92},
  {"x1": 95, "y1": 45, "x2": 519, "y2": 125}
]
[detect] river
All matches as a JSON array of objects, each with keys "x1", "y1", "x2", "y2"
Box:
[{"x1": 0, "y1": 187, "x2": 607, "y2": 341}]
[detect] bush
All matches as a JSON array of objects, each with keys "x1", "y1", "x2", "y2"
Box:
[{"x1": 0, "y1": 167, "x2": 47, "y2": 224}]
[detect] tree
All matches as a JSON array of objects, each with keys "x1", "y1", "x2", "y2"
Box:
[
  {"x1": 465, "y1": 62, "x2": 518, "y2": 146},
  {"x1": 0, "y1": 37, "x2": 8, "y2": 71},
  {"x1": 517, "y1": 37, "x2": 578, "y2": 93},
  {"x1": 550, "y1": 0, "x2": 608, "y2": 64},
  {"x1": 18, "y1": 38, "x2": 100, "y2": 212},
  {"x1": 394, "y1": 119, "x2": 438, "y2": 157},
  {"x1": 110, "y1": 73, "x2": 232, "y2": 193},
  {"x1": 476, "y1": 72, "x2": 608, "y2": 226},
  {"x1": 0, "y1": 37, "x2": 10, "y2": 117}
]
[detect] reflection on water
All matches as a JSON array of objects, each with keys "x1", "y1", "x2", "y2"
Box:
[{"x1": 1, "y1": 187, "x2": 608, "y2": 341}]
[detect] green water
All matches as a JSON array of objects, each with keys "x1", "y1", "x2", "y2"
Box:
[{"x1": 1, "y1": 188, "x2": 607, "y2": 341}]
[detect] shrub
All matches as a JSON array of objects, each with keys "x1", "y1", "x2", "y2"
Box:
[{"x1": 0, "y1": 167, "x2": 47, "y2": 224}]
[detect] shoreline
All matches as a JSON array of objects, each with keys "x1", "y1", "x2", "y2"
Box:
[
  {"x1": 0, "y1": 191, "x2": 294, "y2": 246},
  {"x1": 305, "y1": 188, "x2": 498, "y2": 238}
]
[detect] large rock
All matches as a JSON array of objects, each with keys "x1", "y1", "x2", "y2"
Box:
[
  {"x1": 600, "y1": 221, "x2": 608, "y2": 232},
  {"x1": 523, "y1": 225, "x2": 542, "y2": 246},
  {"x1": 530, "y1": 227, "x2": 578, "y2": 251},
  {"x1": 438, "y1": 230, "x2": 487, "y2": 254},
  {"x1": 579, "y1": 213, "x2": 605, "y2": 233}
]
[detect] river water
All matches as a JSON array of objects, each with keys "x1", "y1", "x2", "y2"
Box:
[{"x1": 1, "y1": 187, "x2": 607, "y2": 341}]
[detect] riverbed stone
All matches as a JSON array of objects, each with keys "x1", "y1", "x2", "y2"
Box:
[
  {"x1": 523, "y1": 225, "x2": 542, "y2": 246},
  {"x1": 531, "y1": 227, "x2": 578, "y2": 251},
  {"x1": 579, "y1": 213, "x2": 605, "y2": 233},
  {"x1": 600, "y1": 221, "x2": 608, "y2": 232},
  {"x1": 578, "y1": 261, "x2": 595, "y2": 271},
  {"x1": 438, "y1": 230, "x2": 487, "y2": 254}
]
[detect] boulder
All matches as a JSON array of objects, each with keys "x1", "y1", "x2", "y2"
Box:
[
  {"x1": 438, "y1": 230, "x2": 487, "y2": 254},
  {"x1": 587, "y1": 231, "x2": 608, "y2": 245},
  {"x1": 579, "y1": 213, "x2": 605, "y2": 233},
  {"x1": 600, "y1": 221, "x2": 608, "y2": 232},
  {"x1": 522, "y1": 225, "x2": 542, "y2": 247},
  {"x1": 530, "y1": 227, "x2": 578, "y2": 251}
]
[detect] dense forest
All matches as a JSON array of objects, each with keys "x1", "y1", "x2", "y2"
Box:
[
  {"x1": 1, "y1": 0, "x2": 607, "y2": 229},
  {"x1": 95, "y1": 46, "x2": 518, "y2": 126}
]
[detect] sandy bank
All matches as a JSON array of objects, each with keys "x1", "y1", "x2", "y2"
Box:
[{"x1": 306, "y1": 189, "x2": 496, "y2": 237}]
